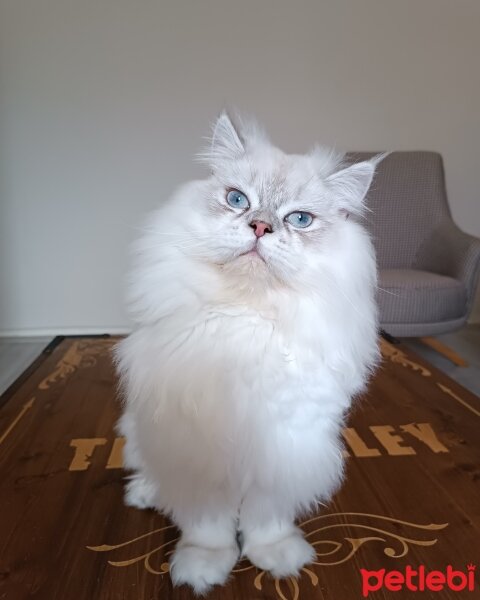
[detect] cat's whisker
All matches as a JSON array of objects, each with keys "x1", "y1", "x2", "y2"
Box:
[
  {"x1": 141, "y1": 233, "x2": 212, "y2": 241},
  {"x1": 377, "y1": 287, "x2": 400, "y2": 297},
  {"x1": 320, "y1": 271, "x2": 376, "y2": 323}
]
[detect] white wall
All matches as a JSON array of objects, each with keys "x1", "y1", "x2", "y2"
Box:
[{"x1": 1, "y1": 0, "x2": 479, "y2": 335}]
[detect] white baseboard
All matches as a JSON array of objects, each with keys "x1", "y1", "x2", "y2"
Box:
[
  {"x1": 2, "y1": 314, "x2": 479, "y2": 338},
  {"x1": 0, "y1": 327, "x2": 132, "y2": 338}
]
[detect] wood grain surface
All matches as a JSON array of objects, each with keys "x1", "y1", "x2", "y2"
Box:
[{"x1": 0, "y1": 336, "x2": 478, "y2": 599}]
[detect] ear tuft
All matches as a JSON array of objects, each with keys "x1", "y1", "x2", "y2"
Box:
[
  {"x1": 326, "y1": 153, "x2": 386, "y2": 215},
  {"x1": 197, "y1": 111, "x2": 271, "y2": 168},
  {"x1": 209, "y1": 111, "x2": 245, "y2": 162}
]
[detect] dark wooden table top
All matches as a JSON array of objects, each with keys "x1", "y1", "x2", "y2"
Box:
[{"x1": 0, "y1": 336, "x2": 478, "y2": 599}]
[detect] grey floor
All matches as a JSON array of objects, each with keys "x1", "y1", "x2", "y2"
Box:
[
  {"x1": 0, "y1": 337, "x2": 52, "y2": 396},
  {"x1": 0, "y1": 327, "x2": 479, "y2": 398},
  {"x1": 403, "y1": 324, "x2": 480, "y2": 397}
]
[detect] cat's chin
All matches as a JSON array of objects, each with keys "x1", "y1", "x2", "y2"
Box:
[
  {"x1": 233, "y1": 251, "x2": 271, "y2": 275},
  {"x1": 220, "y1": 251, "x2": 275, "y2": 289},
  {"x1": 239, "y1": 248, "x2": 266, "y2": 263}
]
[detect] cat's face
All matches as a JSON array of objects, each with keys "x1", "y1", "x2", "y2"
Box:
[{"x1": 191, "y1": 113, "x2": 380, "y2": 287}]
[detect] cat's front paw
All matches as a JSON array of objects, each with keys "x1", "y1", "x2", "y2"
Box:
[
  {"x1": 245, "y1": 531, "x2": 315, "y2": 578},
  {"x1": 170, "y1": 543, "x2": 239, "y2": 595}
]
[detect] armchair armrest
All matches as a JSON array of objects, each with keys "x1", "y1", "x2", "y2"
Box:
[{"x1": 414, "y1": 219, "x2": 480, "y2": 313}]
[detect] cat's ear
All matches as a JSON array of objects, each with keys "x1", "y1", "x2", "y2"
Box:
[
  {"x1": 209, "y1": 111, "x2": 245, "y2": 162},
  {"x1": 326, "y1": 153, "x2": 387, "y2": 216}
]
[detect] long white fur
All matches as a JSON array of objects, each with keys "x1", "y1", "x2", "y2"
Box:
[{"x1": 115, "y1": 113, "x2": 381, "y2": 594}]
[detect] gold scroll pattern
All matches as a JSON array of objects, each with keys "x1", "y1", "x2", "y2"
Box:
[
  {"x1": 87, "y1": 512, "x2": 448, "y2": 600},
  {"x1": 380, "y1": 339, "x2": 431, "y2": 377},
  {"x1": 38, "y1": 338, "x2": 116, "y2": 390},
  {"x1": 36, "y1": 338, "x2": 428, "y2": 391},
  {"x1": 37, "y1": 338, "x2": 430, "y2": 390},
  {"x1": 1, "y1": 340, "x2": 115, "y2": 451},
  {"x1": 34, "y1": 337, "x2": 478, "y2": 419},
  {"x1": 380, "y1": 339, "x2": 480, "y2": 418}
]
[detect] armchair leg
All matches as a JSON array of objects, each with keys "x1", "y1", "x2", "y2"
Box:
[{"x1": 418, "y1": 337, "x2": 468, "y2": 368}]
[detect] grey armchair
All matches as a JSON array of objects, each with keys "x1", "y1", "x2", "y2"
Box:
[{"x1": 349, "y1": 151, "x2": 480, "y2": 338}]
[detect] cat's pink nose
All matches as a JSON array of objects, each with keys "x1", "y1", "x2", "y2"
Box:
[{"x1": 250, "y1": 220, "x2": 273, "y2": 238}]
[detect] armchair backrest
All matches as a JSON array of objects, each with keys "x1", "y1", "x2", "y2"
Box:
[{"x1": 348, "y1": 151, "x2": 451, "y2": 269}]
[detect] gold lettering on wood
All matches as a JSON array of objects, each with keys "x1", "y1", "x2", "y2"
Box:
[
  {"x1": 400, "y1": 423, "x2": 449, "y2": 453},
  {"x1": 69, "y1": 438, "x2": 107, "y2": 471},
  {"x1": 106, "y1": 437, "x2": 126, "y2": 469},
  {"x1": 369, "y1": 426, "x2": 416, "y2": 456},
  {"x1": 342, "y1": 428, "x2": 381, "y2": 457},
  {"x1": 67, "y1": 421, "x2": 450, "y2": 470}
]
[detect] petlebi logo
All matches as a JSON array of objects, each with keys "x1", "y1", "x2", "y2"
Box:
[{"x1": 360, "y1": 563, "x2": 477, "y2": 597}]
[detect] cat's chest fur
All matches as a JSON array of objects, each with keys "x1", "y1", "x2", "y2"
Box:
[
  {"x1": 151, "y1": 292, "x2": 348, "y2": 424},
  {"x1": 132, "y1": 297, "x2": 348, "y2": 490},
  {"x1": 169, "y1": 294, "x2": 321, "y2": 377}
]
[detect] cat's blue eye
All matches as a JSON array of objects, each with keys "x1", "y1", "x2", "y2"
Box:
[
  {"x1": 285, "y1": 211, "x2": 313, "y2": 228},
  {"x1": 226, "y1": 189, "x2": 249, "y2": 210}
]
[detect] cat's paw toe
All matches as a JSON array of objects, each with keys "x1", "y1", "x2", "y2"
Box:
[
  {"x1": 124, "y1": 474, "x2": 157, "y2": 510},
  {"x1": 170, "y1": 544, "x2": 239, "y2": 595},
  {"x1": 246, "y1": 531, "x2": 315, "y2": 578}
]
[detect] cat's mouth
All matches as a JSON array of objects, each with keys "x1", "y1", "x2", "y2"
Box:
[{"x1": 238, "y1": 246, "x2": 266, "y2": 263}]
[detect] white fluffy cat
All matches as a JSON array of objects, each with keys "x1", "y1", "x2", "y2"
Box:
[{"x1": 115, "y1": 113, "x2": 381, "y2": 594}]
